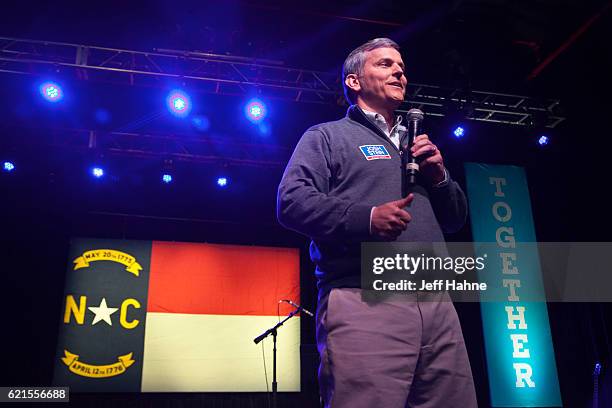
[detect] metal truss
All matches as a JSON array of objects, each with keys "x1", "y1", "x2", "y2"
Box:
[
  {"x1": 399, "y1": 85, "x2": 565, "y2": 129},
  {"x1": 2, "y1": 126, "x2": 292, "y2": 169},
  {"x1": 0, "y1": 36, "x2": 340, "y2": 105},
  {"x1": 0, "y1": 36, "x2": 564, "y2": 128}
]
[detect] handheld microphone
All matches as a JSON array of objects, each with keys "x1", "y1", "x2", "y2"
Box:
[
  {"x1": 279, "y1": 299, "x2": 314, "y2": 317},
  {"x1": 403, "y1": 108, "x2": 424, "y2": 189}
]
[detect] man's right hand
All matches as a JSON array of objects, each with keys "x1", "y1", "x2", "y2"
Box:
[{"x1": 371, "y1": 194, "x2": 414, "y2": 240}]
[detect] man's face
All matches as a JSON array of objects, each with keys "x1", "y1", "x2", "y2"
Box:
[{"x1": 351, "y1": 47, "x2": 407, "y2": 109}]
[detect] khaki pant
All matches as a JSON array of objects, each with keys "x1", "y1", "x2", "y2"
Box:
[{"x1": 316, "y1": 288, "x2": 478, "y2": 408}]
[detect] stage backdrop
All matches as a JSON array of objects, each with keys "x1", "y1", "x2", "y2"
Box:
[
  {"x1": 52, "y1": 239, "x2": 301, "y2": 392},
  {"x1": 465, "y1": 163, "x2": 562, "y2": 407}
]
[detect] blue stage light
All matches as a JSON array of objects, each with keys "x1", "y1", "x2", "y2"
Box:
[
  {"x1": 245, "y1": 99, "x2": 266, "y2": 122},
  {"x1": 91, "y1": 167, "x2": 104, "y2": 178},
  {"x1": 39, "y1": 81, "x2": 63, "y2": 102},
  {"x1": 162, "y1": 174, "x2": 173, "y2": 184},
  {"x1": 174, "y1": 99, "x2": 185, "y2": 110},
  {"x1": 3, "y1": 161, "x2": 15, "y2": 172},
  {"x1": 217, "y1": 177, "x2": 228, "y2": 187},
  {"x1": 166, "y1": 90, "x2": 192, "y2": 117},
  {"x1": 538, "y1": 135, "x2": 549, "y2": 146},
  {"x1": 453, "y1": 126, "x2": 465, "y2": 138}
]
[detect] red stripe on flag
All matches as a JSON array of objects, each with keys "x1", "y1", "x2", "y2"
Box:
[{"x1": 147, "y1": 241, "x2": 300, "y2": 316}]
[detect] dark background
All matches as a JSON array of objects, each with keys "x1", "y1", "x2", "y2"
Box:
[{"x1": 1, "y1": 1, "x2": 611, "y2": 407}]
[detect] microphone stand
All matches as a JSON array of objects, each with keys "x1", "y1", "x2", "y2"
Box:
[{"x1": 253, "y1": 307, "x2": 302, "y2": 408}]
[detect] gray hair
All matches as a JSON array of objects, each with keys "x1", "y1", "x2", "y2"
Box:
[{"x1": 342, "y1": 38, "x2": 400, "y2": 105}]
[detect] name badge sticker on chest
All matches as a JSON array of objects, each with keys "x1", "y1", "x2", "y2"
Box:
[{"x1": 359, "y1": 144, "x2": 392, "y2": 160}]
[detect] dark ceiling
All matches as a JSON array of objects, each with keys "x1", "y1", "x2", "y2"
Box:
[{"x1": 2, "y1": 0, "x2": 610, "y2": 97}]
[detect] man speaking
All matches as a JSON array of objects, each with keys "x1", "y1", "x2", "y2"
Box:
[{"x1": 277, "y1": 38, "x2": 477, "y2": 407}]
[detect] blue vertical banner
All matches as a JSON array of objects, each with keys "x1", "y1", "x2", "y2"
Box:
[
  {"x1": 464, "y1": 163, "x2": 562, "y2": 407},
  {"x1": 53, "y1": 238, "x2": 152, "y2": 392}
]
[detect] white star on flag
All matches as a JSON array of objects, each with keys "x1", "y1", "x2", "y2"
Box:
[{"x1": 88, "y1": 298, "x2": 118, "y2": 326}]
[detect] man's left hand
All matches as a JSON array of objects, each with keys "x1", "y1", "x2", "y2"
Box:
[{"x1": 410, "y1": 134, "x2": 445, "y2": 185}]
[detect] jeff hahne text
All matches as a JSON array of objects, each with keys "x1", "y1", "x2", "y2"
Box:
[{"x1": 370, "y1": 253, "x2": 488, "y2": 291}]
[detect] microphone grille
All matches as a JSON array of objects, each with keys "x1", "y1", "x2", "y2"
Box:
[{"x1": 407, "y1": 108, "x2": 424, "y2": 121}]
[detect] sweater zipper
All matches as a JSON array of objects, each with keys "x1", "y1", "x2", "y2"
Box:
[{"x1": 356, "y1": 109, "x2": 401, "y2": 153}]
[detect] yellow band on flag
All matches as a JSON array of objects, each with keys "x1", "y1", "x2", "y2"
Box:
[
  {"x1": 61, "y1": 349, "x2": 135, "y2": 378},
  {"x1": 73, "y1": 249, "x2": 142, "y2": 276}
]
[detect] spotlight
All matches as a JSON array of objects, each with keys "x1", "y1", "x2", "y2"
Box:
[
  {"x1": 3, "y1": 161, "x2": 15, "y2": 172},
  {"x1": 217, "y1": 177, "x2": 228, "y2": 187},
  {"x1": 245, "y1": 98, "x2": 266, "y2": 122},
  {"x1": 39, "y1": 81, "x2": 63, "y2": 102},
  {"x1": 166, "y1": 90, "x2": 192, "y2": 117},
  {"x1": 538, "y1": 135, "x2": 549, "y2": 146},
  {"x1": 91, "y1": 167, "x2": 105, "y2": 178},
  {"x1": 453, "y1": 126, "x2": 465, "y2": 138},
  {"x1": 174, "y1": 99, "x2": 185, "y2": 110},
  {"x1": 162, "y1": 174, "x2": 173, "y2": 184}
]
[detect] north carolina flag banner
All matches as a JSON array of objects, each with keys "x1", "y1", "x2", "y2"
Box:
[{"x1": 53, "y1": 239, "x2": 301, "y2": 392}]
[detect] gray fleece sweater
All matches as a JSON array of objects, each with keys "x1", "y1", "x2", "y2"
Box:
[{"x1": 277, "y1": 105, "x2": 467, "y2": 292}]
